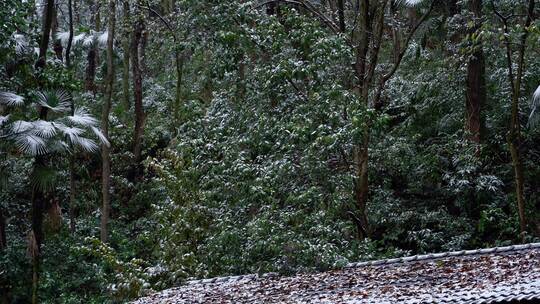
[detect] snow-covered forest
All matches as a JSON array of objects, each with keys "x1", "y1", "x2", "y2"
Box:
[{"x1": 1, "y1": 0, "x2": 539, "y2": 302}]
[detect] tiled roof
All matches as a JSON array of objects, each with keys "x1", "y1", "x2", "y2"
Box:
[{"x1": 133, "y1": 243, "x2": 540, "y2": 303}]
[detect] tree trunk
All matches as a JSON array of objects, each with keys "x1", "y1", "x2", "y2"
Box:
[
  {"x1": 122, "y1": 0, "x2": 131, "y2": 110},
  {"x1": 65, "y1": 0, "x2": 74, "y2": 67},
  {"x1": 131, "y1": 5, "x2": 145, "y2": 173},
  {"x1": 465, "y1": 0, "x2": 485, "y2": 143},
  {"x1": 51, "y1": 3, "x2": 63, "y2": 61},
  {"x1": 0, "y1": 208, "x2": 5, "y2": 250},
  {"x1": 85, "y1": 1, "x2": 100, "y2": 93},
  {"x1": 101, "y1": 0, "x2": 115, "y2": 243},
  {"x1": 32, "y1": 1, "x2": 55, "y2": 302},
  {"x1": 174, "y1": 50, "x2": 184, "y2": 127},
  {"x1": 498, "y1": 0, "x2": 535, "y2": 237}
]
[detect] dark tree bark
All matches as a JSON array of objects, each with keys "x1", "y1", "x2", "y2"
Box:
[
  {"x1": 85, "y1": 0, "x2": 100, "y2": 93},
  {"x1": 65, "y1": 0, "x2": 74, "y2": 67},
  {"x1": 131, "y1": 4, "x2": 146, "y2": 174},
  {"x1": 101, "y1": 0, "x2": 115, "y2": 243},
  {"x1": 122, "y1": 0, "x2": 131, "y2": 110},
  {"x1": 51, "y1": 3, "x2": 63, "y2": 61},
  {"x1": 0, "y1": 208, "x2": 5, "y2": 250},
  {"x1": 32, "y1": 1, "x2": 55, "y2": 303},
  {"x1": 465, "y1": 0, "x2": 486, "y2": 143}
]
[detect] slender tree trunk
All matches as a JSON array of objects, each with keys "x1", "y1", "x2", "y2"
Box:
[
  {"x1": 85, "y1": 1, "x2": 100, "y2": 93},
  {"x1": 497, "y1": 0, "x2": 535, "y2": 237},
  {"x1": 32, "y1": 1, "x2": 54, "y2": 302},
  {"x1": 174, "y1": 50, "x2": 184, "y2": 127},
  {"x1": 66, "y1": 0, "x2": 76, "y2": 233},
  {"x1": 0, "y1": 207, "x2": 6, "y2": 304},
  {"x1": 337, "y1": 0, "x2": 345, "y2": 32},
  {"x1": 0, "y1": 209, "x2": 5, "y2": 250},
  {"x1": 465, "y1": 0, "x2": 485, "y2": 143},
  {"x1": 66, "y1": 0, "x2": 74, "y2": 67},
  {"x1": 51, "y1": 3, "x2": 63, "y2": 61},
  {"x1": 131, "y1": 5, "x2": 145, "y2": 173},
  {"x1": 101, "y1": 0, "x2": 115, "y2": 243},
  {"x1": 122, "y1": 0, "x2": 131, "y2": 110}
]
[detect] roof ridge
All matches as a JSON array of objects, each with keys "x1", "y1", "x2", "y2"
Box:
[
  {"x1": 184, "y1": 242, "x2": 540, "y2": 286},
  {"x1": 345, "y1": 242, "x2": 540, "y2": 268}
]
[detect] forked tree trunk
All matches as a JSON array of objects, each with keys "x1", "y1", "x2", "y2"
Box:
[
  {"x1": 465, "y1": 0, "x2": 485, "y2": 143},
  {"x1": 496, "y1": 0, "x2": 535, "y2": 237},
  {"x1": 101, "y1": 0, "x2": 115, "y2": 243}
]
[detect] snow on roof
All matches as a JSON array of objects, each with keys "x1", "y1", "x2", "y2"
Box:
[{"x1": 133, "y1": 243, "x2": 540, "y2": 303}]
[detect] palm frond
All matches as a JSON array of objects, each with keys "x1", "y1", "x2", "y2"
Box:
[
  {"x1": 56, "y1": 31, "x2": 71, "y2": 46},
  {"x1": 11, "y1": 120, "x2": 34, "y2": 134},
  {"x1": 83, "y1": 34, "x2": 95, "y2": 47},
  {"x1": 528, "y1": 85, "x2": 540, "y2": 128},
  {"x1": 31, "y1": 120, "x2": 57, "y2": 138},
  {"x1": 68, "y1": 108, "x2": 99, "y2": 126},
  {"x1": 73, "y1": 33, "x2": 87, "y2": 45},
  {"x1": 30, "y1": 166, "x2": 57, "y2": 192},
  {"x1": 13, "y1": 34, "x2": 29, "y2": 55},
  {"x1": 97, "y1": 31, "x2": 109, "y2": 47},
  {"x1": 0, "y1": 115, "x2": 9, "y2": 126},
  {"x1": 73, "y1": 136, "x2": 99, "y2": 153},
  {"x1": 0, "y1": 92, "x2": 24, "y2": 107},
  {"x1": 15, "y1": 133, "x2": 48, "y2": 155},
  {"x1": 56, "y1": 123, "x2": 85, "y2": 144},
  {"x1": 395, "y1": 0, "x2": 427, "y2": 7},
  {"x1": 91, "y1": 126, "x2": 110, "y2": 147},
  {"x1": 36, "y1": 90, "x2": 71, "y2": 113}
]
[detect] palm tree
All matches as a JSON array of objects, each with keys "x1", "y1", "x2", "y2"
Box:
[{"x1": 0, "y1": 89, "x2": 108, "y2": 302}]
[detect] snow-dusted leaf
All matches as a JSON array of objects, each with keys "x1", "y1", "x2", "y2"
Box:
[
  {"x1": 11, "y1": 120, "x2": 34, "y2": 133},
  {"x1": 91, "y1": 126, "x2": 110, "y2": 147},
  {"x1": 32, "y1": 120, "x2": 57, "y2": 138},
  {"x1": 528, "y1": 85, "x2": 540, "y2": 128},
  {"x1": 73, "y1": 33, "x2": 86, "y2": 45},
  {"x1": 36, "y1": 90, "x2": 71, "y2": 113},
  {"x1": 73, "y1": 136, "x2": 99, "y2": 153},
  {"x1": 0, "y1": 92, "x2": 24, "y2": 107},
  {"x1": 16, "y1": 133, "x2": 48, "y2": 155},
  {"x1": 98, "y1": 31, "x2": 108, "y2": 47},
  {"x1": 68, "y1": 108, "x2": 99, "y2": 126}
]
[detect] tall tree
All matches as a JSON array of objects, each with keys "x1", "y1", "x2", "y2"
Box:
[
  {"x1": 492, "y1": 0, "x2": 536, "y2": 236},
  {"x1": 131, "y1": 2, "x2": 146, "y2": 176},
  {"x1": 122, "y1": 0, "x2": 131, "y2": 110},
  {"x1": 85, "y1": 0, "x2": 100, "y2": 93},
  {"x1": 465, "y1": 0, "x2": 486, "y2": 143},
  {"x1": 32, "y1": 1, "x2": 55, "y2": 302},
  {"x1": 351, "y1": 0, "x2": 435, "y2": 237},
  {"x1": 101, "y1": 0, "x2": 116, "y2": 243}
]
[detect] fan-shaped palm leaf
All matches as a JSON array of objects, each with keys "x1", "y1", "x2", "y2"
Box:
[
  {"x1": 528, "y1": 85, "x2": 540, "y2": 128},
  {"x1": 72, "y1": 136, "x2": 99, "y2": 153},
  {"x1": 97, "y1": 31, "x2": 109, "y2": 47},
  {"x1": 31, "y1": 120, "x2": 57, "y2": 138},
  {"x1": 10, "y1": 120, "x2": 34, "y2": 134},
  {"x1": 36, "y1": 90, "x2": 71, "y2": 113},
  {"x1": 56, "y1": 31, "x2": 71, "y2": 46},
  {"x1": 15, "y1": 133, "x2": 48, "y2": 155},
  {"x1": 0, "y1": 92, "x2": 24, "y2": 107},
  {"x1": 73, "y1": 33, "x2": 87, "y2": 45},
  {"x1": 13, "y1": 34, "x2": 29, "y2": 55},
  {"x1": 90, "y1": 126, "x2": 110, "y2": 147},
  {"x1": 68, "y1": 108, "x2": 99, "y2": 126},
  {"x1": 30, "y1": 166, "x2": 57, "y2": 192},
  {"x1": 0, "y1": 115, "x2": 9, "y2": 126}
]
